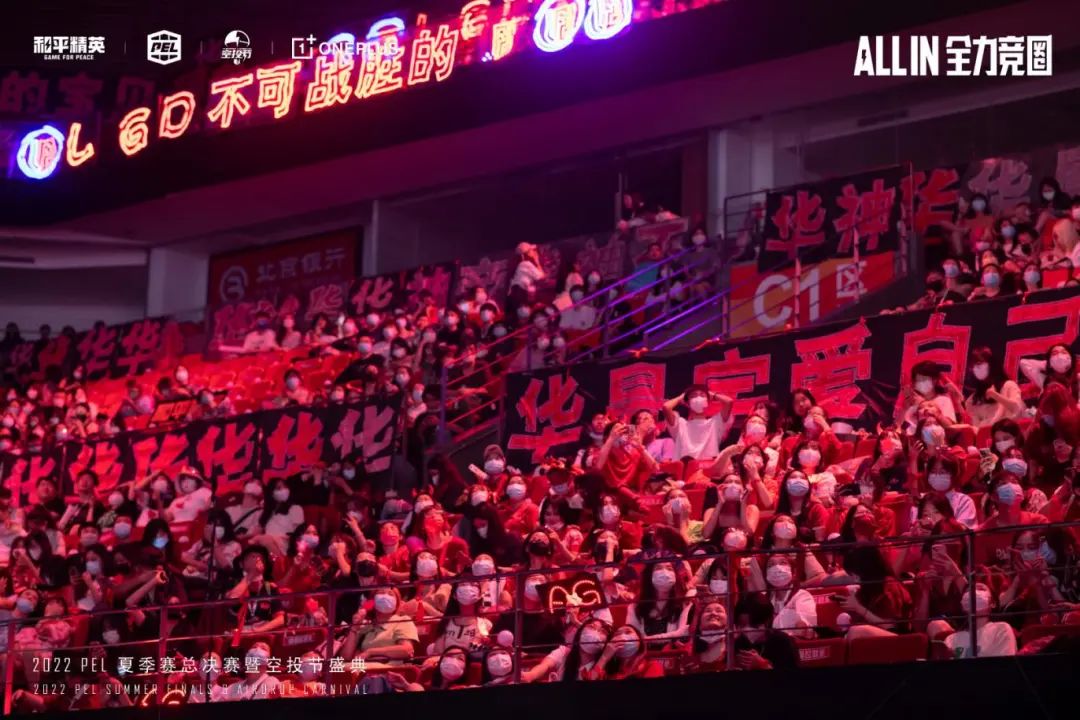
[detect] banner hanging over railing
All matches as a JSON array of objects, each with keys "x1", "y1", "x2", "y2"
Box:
[
  {"x1": 0, "y1": 398, "x2": 398, "y2": 507},
  {"x1": 501, "y1": 286, "x2": 1080, "y2": 464}
]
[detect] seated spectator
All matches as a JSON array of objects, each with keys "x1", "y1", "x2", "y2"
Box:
[
  {"x1": 341, "y1": 586, "x2": 419, "y2": 664},
  {"x1": 731, "y1": 593, "x2": 799, "y2": 670},
  {"x1": 662, "y1": 385, "x2": 734, "y2": 460},
  {"x1": 966, "y1": 346, "x2": 1023, "y2": 428},
  {"x1": 841, "y1": 543, "x2": 913, "y2": 637},
  {"x1": 627, "y1": 557, "x2": 693, "y2": 649},
  {"x1": 944, "y1": 582, "x2": 1017, "y2": 658},
  {"x1": 241, "y1": 313, "x2": 280, "y2": 354}
]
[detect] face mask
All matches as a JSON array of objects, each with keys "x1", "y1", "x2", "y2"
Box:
[
  {"x1": 651, "y1": 569, "x2": 676, "y2": 591},
  {"x1": 797, "y1": 449, "x2": 821, "y2": 468},
  {"x1": 1, "y1": 416, "x2": 12, "y2": 428},
  {"x1": 246, "y1": 651, "x2": 269, "y2": 668},
  {"x1": 390, "y1": 346, "x2": 407, "y2": 360},
  {"x1": 438, "y1": 656, "x2": 466, "y2": 682},
  {"x1": 723, "y1": 531, "x2": 748, "y2": 551},
  {"x1": 914, "y1": 378, "x2": 934, "y2": 396},
  {"x1": 102, "y1": 629, "x2": 121, "y2": 644},
  {"x1": 721, "y1": 484, "x2": 742, "y2": 502},
  {"x1": 487, "y1": 653, "x2": 513, "y2": 677},
  {"x1": 523, "y1": 579, "x2": 543, "y2": 601},
  {"x1": 383, "y1": 327, "x2": 398, "y2": 340},
  {"x1": 417, "y1": 558, "x2": 438, "y2": 578},
  {"x1": 943, "y1": 263, "x2": 959, "y2": 278},
  {"x1": 691, "y1": 233, "x2": 707, "y2": 246},
  {"x1": 152, "y1": 536, "x2": 168, "y2": 550},
  {"x1": 928, "y1": 473, "x2": 952, "y2": 492},
  {"x1": 300, "y1": 534, "x2": 319, "y2": 550},
  {"x1": 108, "y1": 492, "x2": 125, "y2": 508},
  {"x1": 995, "y1": 439, "x2": 1015, "y2": 453},
  {"x1": 1001, "y1": 458, "x2": 1028, "y2": 476},
  {"x1": 395, "y1": 373, "x2": 410, "y2": 387},
  {"x1": 972, "y1": 363, "x2": 989, "y2": 381},
  {"x1": 475, "y1": 526, "x2": 489, "y2": 539},
  {"x1": 745, "y1": 423, "x2": 766, "y2": 442},
  {"x1": 492, "y1": 325, "x2": 507, "y2": 338},
  {"x1": 273, "y1": 489, "x2": 290, "y2": 502},
  {"x1": 470, "y1": 490, "x2": 489, "y2": 506},
  {"x1": 16, "y1": 597, "x2": 34, "y2": 613},
  {"x1": 1049, "y1": 354, "x2": 1073, "y2": 374},
  {"x1": 775, "y1": 523, "x2": 797, "y2": 541},
  {"x1": 995, "y1": 483, "x2": 1021, "y2": 505},
  {"x1": 921, "y1": 425, "x2": 945, "y2": 447},
  {"x1": 688, "y1": 396, "x2": 708, "y2": 413},
  {"x1": 1042, "y1": 190, "x2": 1055, "y2": 201},
  {"x1": 971, "y1": 199, "x2": 987, "y2": 212},
  {"x1": 81, "y1": 534, "x2": 98, "y2": 547},
  {"x1": 983, "y1": 273, "x2": 1000, "y2": 288},
  {"x1": 1022, "y1": 270, "x2": 1040, "y2": 286},
  {"x1": 580, "y1": 628, "x2": 607, "y2": 654},
  {"x1": 212, "y1": 526, "x2": 225, "y2": 540},
  {"x1": 374, "y1": 594, "x2": 397, "y2": 614},
  {"x1": 786, "y1": 477, "x2": 810, "y2": 498},
  {"x1": 506, "y1": 484, "x2": 526, "y2": 501},
  {"x1": 113, "y1": 522, "x2": 132, "y2": 539},
  {"x1": 86, "y1": 560, "x2": 102, "y2": 576},
  {"x1": 599, "y1": 505, "x2": 620, "y2": 525},
  {"x1": 766, "y1": 564, "x2": 793, "y2": 588},
  {"x1": 479, "y1": 310, "x2": 494, "y2": 324},
  {"x1": 484, "y1": 459, "x2": 505, "y2": 475},
  {"x1": 472, "y1": 559, "x2": 494, "y2": 577},
  {"x1": 455, "y1": 585, "x2": 480, "y2": 605},
  {"x1": 422, "y1": 330, "x2": 437, "y2": 343},
  {"x1": 357, "y1": 342, "x2": 372, "y2": 354},
  {"x1": 709, "y1": 578, "x2": 728, "y2": 595},
  {"x1": 614, "y1": 634, "x2": 640, "y2": 659},
  {"x1": 1020, "y1": 548, "x2": 1038, "y2": 563}
]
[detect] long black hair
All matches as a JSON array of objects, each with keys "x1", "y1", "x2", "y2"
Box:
[
  {"x1": 561, "y1": 618, "x2": 612, "y2": 683},
  {"x1": 968, "y1": 346, "x2": 1008, "y2": 405}
]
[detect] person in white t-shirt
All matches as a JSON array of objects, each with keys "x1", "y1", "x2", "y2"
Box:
[
  {"x1": 165, "y1": 467, "x2": 213, "y2": 525},
  {"x1": 943, "y1": 583, "x2": 1017, "y2": 659},
  {"x1": 662, "y1": 385, "x2": 733, "y2": 460},
  {"x1": 240, "y1": 313, "x2": 279, "y2": 354}
]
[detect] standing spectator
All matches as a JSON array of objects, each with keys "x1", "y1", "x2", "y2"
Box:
[{"x1": 662, "y1": 385, "x2": 733, "y2": 460}]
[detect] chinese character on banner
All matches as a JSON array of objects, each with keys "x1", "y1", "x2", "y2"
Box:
[
  {"x1": 899, "y1": 313, "x2": 972, "y2": 389},
  {"x1": 116, "y1": 319, "x2": 163, "y2": 376},
  {"x1": 508, "y1": 373, "x2": 585, "y2": 462},
  {"x1": 66, "y1": 442, "x2": 125, "y2": 493},
  {"x1": 459, "y1": 257, "x2": 511, "y2": 299},
  {"x1": 78, "y1": 325, "x2": 119, "y2": 379},
  {"x1": 36, "y1": 336, "x2": 72, "y2": 378},
  {"x1": 114, "y1": 76, "x2": 155, "y2": 114},
  {"x1": 765, "y1": 191, "x2": 826, "y2": 261},
  {"x1": 692, "y1": 348, "x2": 772, "y2": 420},
  {"x1": 262, "y1": 411, "x2": 324, "y2": 478},
  {"x1": 324, "y1": 246, "x2": 347, "y2": 270},
  {"x1": 279, "y1": 256, "x2": 298, "y2": 279},
  {"x1": 212, "y1": 303, "x2": 255, "y2": 345},
  {"x1": 355, "y1": 37, "x2": 404, "y2": 99},
  {"x1": 1003, "y1": 294, "x2": 1080, "y2": 386},
  {"x1": 301, "y1": 252, "x2": 323, "y2": 274},
  {"x1": 0, "y1": 72, "x2": 48, "y2": 115},
  {"x1": 790, "y1": 321, "x2": 873, "y2": 420},
  {"x1": 194, "y1": 420, "x2": 257, "y2": 496},
  {"x1": 607, "y1": 362, "x2": 666, "y2": 420},
  {"x1": 900, "y1": 168, "x2": 961, "y2": 233},
  {"x1": 130, "y1": 431, "x2": 191, "y2": 483},
  {"x1": 350, "y1": 276, "x2": 396, "y2": 314},
  {"x1": 256, "y1": 262, "x2": 277, "y2": 284},
  {"x1": 966, "y1": 157, "x2": 1032, "y2": 214},
  {"x1": 833, "y1": 178, "x2": 896, "y2": 254},
  {"x1": 3, "y1": 454, "x2": 59, "y2": 508},
  {"x1": 306, "y1": 283, "x2": 346, "y2": 322},
  {"x1": 404, "y1": 265, "x2": 453, "y2": 308},
  {"x1": 329, "y1": 404, "x2": 396, "y2": 472}
]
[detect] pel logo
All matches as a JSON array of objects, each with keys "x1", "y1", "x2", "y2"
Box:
[
  {"x1": 219, "y1": 266, "x2": 248, "y2": 302},
  {"x1": 147, "y1": 30, "x2": 182, "y2": 65}
]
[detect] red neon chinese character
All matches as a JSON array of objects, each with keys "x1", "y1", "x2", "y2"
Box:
[
  {"x1": 790, "y1": 321, "x2": 873, "y2": 420},
  {"x1": 118, "y1": 106, "x2": 151, "y2": 156},
  {"x1": 56, "y1": 72, "x2": 102, "y2": 119},
  {"x1": 116, "y1": 319, "x2": 163, "y2": 376},
  {"x1": 899, "y1": 313, "x2": 972, "y2": 389},
  {"x1": 65, "y1": 122, "x2": 95, "y2": 167},
  {"x1": 206, "y1": 73, "x2": 253, "y2": 130},
  {"x1": 158, "y1": 90, "x2": 196, "y2": 139},
  {"x1": 900, "y1": 168, "x2": 961, "y2": 234},
  {"x1": 765, "y1": 191, "x2": 826, "y2": 261},
  {"x1": 355, "y1": 37, "x2": 404, "y2": 99},
  {"x1": 692, "y1": 348, "x2": 772, "y2": 419},
  {"x1": 77, "y1": 324, "x2": 118, "y2": 378},
  {"x1": 407, "y1": 24, "x2": 460, "y2": 86},
  {"x1": 257, "y1": 61, "x2": 301, "y2": 119},
  {"x1": 460, "y1": 0, "x2": 491, "y2": 41},
  {"x1": 304, "y1": 53, "x2": 354, "y2": 113},
  {"x1": 607, "y1": 362, "x2": 666, "y2": 420},
  {"x1": 833, "y1": 178, "x2": 896, "y2": 254}
]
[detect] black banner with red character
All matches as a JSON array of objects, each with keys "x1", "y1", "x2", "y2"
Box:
[
  {"x1": 1, "y1": 316, "x2": 191, "y2": 385},
  {"x1": 501, "y1": 287, "x2": 1080, "y2": 466},
  {"x1": 759, "y1": 166, "x2": 906, "y2": 272},
  {"x1": 0, "y1": 398, "x2": 398, "y2": 507},
  {"x1": 348, "y1": 262, "x2": 457, "y2": 318}
]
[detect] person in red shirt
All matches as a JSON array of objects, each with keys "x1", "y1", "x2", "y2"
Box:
[
  {"x1": 775, "y1": 470, "x2": 830, "y2": 543},
  {"x1": 841, "y1": 543, "x2": 913, "y2": 638},
  {"x1": 376, "y1": 521, "x2": 412, "y2": 581},
  {"x1": 589, "y1": 624, "x2": 663, "y2": 680},
  {"x1": 497, "y1": 474, "x2": 540, "y2": 536},
  {"x1": 597, "y1": 421, "x2": 658, "y2": 493},
  {"x1": 976, "y1": 471, "x2": 1049, "y2": 567},
  {"x1": 682, "y1": 600, "x2": 729, "y2": 673}
]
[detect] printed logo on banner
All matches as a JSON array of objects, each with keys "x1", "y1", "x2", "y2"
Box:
[
  {"x1": 508, "y1": 373, "x2": 586, "y2": 462},
  {"x1": 692, "y1": 348, "x2": 772, "y2": 420},
  {"x1": 900, "y1": 313, "x2": 972, "y2": 389},
  {"x1": 790, "y1": 322, "x2": 873, "y2": 421},
  {"x1": 607, "y1": 362, "x2": 666, "y2": 420},
  {"x1": 220, "y1": 266, "x2": 248, "y2": 302},
  {"x1": 835, "y1": 260, "x2": 866, "y2": 301}
]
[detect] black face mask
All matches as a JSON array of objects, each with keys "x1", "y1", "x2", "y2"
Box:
[
  {"x1": 355, "y1": 560, "x2": 379, "y2": 577},
  {"x1": 926, "y1": 279, "x2": 945, "y2": 293},
  {"x1": 527, "y1": 539, "x2": 552, "y2": 557}
]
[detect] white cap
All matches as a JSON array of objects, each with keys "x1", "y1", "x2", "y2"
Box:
[{"x1": 516, "y1": 242, "x2": 537, "y2": 254}]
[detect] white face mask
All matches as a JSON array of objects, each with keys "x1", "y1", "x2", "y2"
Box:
[
  {"x1": 599, "y1": 505, "x2": 620, "y2": 525},
  {"x1": 1001, "y1": 458, "x2": 1028, "y2": 477},
  {"x1": 579, "y1": 629, "x2": 607, "y2": 654},
  {"x1": 688, "y1": 396, "x2": 708, "y2": 413},
  {"x1": 786, "y1": 477, "x2": 810, "y2": 498},
  {"x1": 927, "y1": 473, "x2": 952, "y2": 492},
  {"x1": 709, "y1": 577, "x2": 728, "y2": 595},
  {"x1": 416, "y1": 558, "x2": 438, "y2": 578},
  {"x1": 487, "y1": 653, "x2": 513, "y2": 677},
  {"x1": 472, "y1": 560, "x2": 494, "y2": 577},
  {"x1": 972, "y1": 363, "x2": 989, "y2": 381},
  {"x1": 506, "y1": 484, "x2": 526, "y2": 501},
  {"x1": 373, "y1": 594, "x2": 397, "y2": 614},
  {"x1": 721, "y1": 484, "x2": 742, "y2": 502},
  {"x1": 273, "y1": 489, "x2": 289, "y2": 502},
  {"x1": 651, "y1": 569, "x2": 676, "y2": 591},
  {"x1": 470, "y1": 490, "x2": 489, "y2": 506},
  {"x1": 484, "y1": 459, "x2": 505, "y2": 475},
  {"x1": 439, "y1": 657, "x2": 466, "y2": 681},
  {"x1": 774, "y1": 522, "x2": 797, "y2": 541},
  {"x1": 797, "y1": 449, "x2": 821, "y2": 468},
  {"x1": 914, "y1": 378, "x2": 934, "y2": 396},
  {"x1": 1050, "y1": 354, "x2": 1073, "y2": 374},
  {"x1": 766, "y1": 564, "x2": 793, "y2": 588},
  {"x1": 994, "y1": 439, "x2": 1015, "y2": 453},
  {"x1": 455, "y1": 585, "x2": 480, "y2": 606}
]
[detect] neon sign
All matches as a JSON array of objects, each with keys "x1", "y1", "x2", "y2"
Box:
[
  {"x1": 16, "y1": 125, "x2": 65, "y2": 179},
  {"x1": 12, "y1": 0, "x2": 726, "y2": 179}
]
